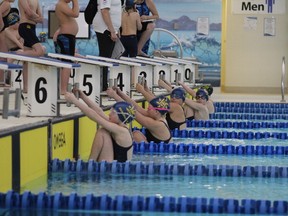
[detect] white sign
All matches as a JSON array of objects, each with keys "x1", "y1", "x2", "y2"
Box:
[
  {"x1": 232, "y1": 0, "x2": 286, "y2": 14},
  {"x1": 264, "y1": 17, "x2": 276, "y2": 36},
  {"x1": 197, "y1": 17, "x2": 209, "y2": 35},
  {"x1": 244, "y1": 16, "x2": 257, "y2": 30}
]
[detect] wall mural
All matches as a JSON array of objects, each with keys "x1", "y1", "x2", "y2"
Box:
[{"x1": 13, "y1": 0, "x2": 221, "y2": 85}]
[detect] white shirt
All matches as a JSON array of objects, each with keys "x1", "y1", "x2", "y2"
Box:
[{"x1": 92, "y1": 0, "x2": 122, "y2": 33}]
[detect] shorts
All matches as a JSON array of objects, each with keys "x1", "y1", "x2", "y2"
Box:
[
  {"x1": 56, "y1": 34, "x2": 76, "y2": 57},
  {"x1": 18, "y1": 23, "x2": 40, "y2": 48},
  {"x1": 137, "y1": 21, "x2": 153, "y2": 34}
]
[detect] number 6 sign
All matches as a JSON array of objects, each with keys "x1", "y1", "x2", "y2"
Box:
[{"x1": 27, "y1": 63, "x2": 59, "y2": 116}]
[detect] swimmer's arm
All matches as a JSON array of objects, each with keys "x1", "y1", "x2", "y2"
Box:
[
  {"x1": 34, "y1": 3, "x2": 43, "y2": 23},
  {"x1": 179, "y1": 81, "x2": 196, "y2": 97},
  {"x1": 134, "y1": 111, "x2": 159, "y2": 130},
  {"x1": 0, "y1": 14, "x2": 4, "y2": 31},
  {"x1": 18, "y1": 0, "x2": 40, "y2": 21},
  {"x1": 144, "y1": 0, "x2": 159, "y2": 20},
  {"x1": 101, "y1": 8, "x2": 117, "y2": 40},
  {"x1": 184, "y1": 98, "x2": 205, "y2": 111},
  {"x1": 115, "y1": 87, "x2": 149, "y2": 116},
  {"x1": 136, "y1": 13, "x2": 142, "y2": 30},
  {"x1": 207, "y1": 100, "x2": 215, "y2": 113},
  {"x1": 5, "y1": 30, "x2": 24, "y2": 49},
  {"x1": 77, "y1": 90, "x2": 108, "y2": 120},
  {"x1": 135, "y1": 83, "x2": 154, "y2": 102},
  {"x1": 0, "y1": 2, "x2": 9, "y2": 30},
  {"x1": 60, "y1": 0, "x2": 79, "y2": 18},
  {"x1": 158, "y1": 79, "x2": 173, "y2": 92},
  {"x1": 106, "y1": 87, "x2": 124, "y2": 102}
]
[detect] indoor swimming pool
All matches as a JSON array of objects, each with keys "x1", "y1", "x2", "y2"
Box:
[
  {"x1": 1, "y1": 102, "x2": 288, "y2": 215},
  {"x1": 22, "y1": 170, "x2": 288, "y2": 201}
]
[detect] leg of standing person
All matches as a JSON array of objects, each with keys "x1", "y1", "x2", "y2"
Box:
[
  {"x1": 96, "y1": 30, "x2": 115, "y2": 91},
  {"x1": 17, "y1": 23, "x2": 45, "y2": 93},
  {"x1": 0, "y1": 32, "x2": 8, "y2": 85},
  {"x1": 137, "y1": 22, "x2": 155, "y2": 56},
  {"x1": 89, "y1": 128, "x2": 114, "y2": 162},
  {"x1": 142, "y1": 38, "x2": 150, "y2": 54},
  {"x1": 56, "y1": 34, "x2": 76, "y2": 94},
  {"x1": 20, "y1": 43, "x2": 45, "y2": 93}
]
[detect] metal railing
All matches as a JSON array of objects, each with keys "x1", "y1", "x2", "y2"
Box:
[
  {"x1": 281, "y1": 57, "x2": 286, "y2": 102},
  {"x1": 151, "y1": 28, "x2": 184, "y2": 58}
]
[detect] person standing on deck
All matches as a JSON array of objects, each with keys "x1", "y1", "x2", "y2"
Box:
[{"x1": 55, "y1": 0, "x2": 79, "y2": 94}]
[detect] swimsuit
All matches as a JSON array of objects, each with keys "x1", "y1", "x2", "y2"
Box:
[
  {"x1": 186, "y1": 116, "x2": 195, "y2": 121},
  {"x1": 135, "y1": 0, "x2": 153, "y2": 33},
  {"x1": 18, "y1": 23, "x2": 40, "y2": 47},
  {"x1": 120, "y1": 35, "x2": 137, "y2": 57},
  {"x1": 166, "y1": 112, "x2": 186, "y2": 130},
  {"x1": 145, "y1": 120, "x2": 171, "y2": 144},
  {"x1": 1, "y1": 12, "x2": 10, "y2": 32},
  {"x1": 56, "y1": 34, "x2": 76, "y2": 56},
  {"x1": 112, "y1": 128, "x2": 133, "y2": 162}
]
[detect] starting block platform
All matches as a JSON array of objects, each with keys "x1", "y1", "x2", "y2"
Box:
[
  {"x1": 153, "y1": 56, "x2": 202, "y2": 85},
  {"x1": 48, "y1": 53, "x2": 115, "y2": 105},
  {"x1": 0, "y1": 52, "x2": 81, "y2": 117},
  {"x1": 86, "y1": 55, "x2": 142, "y2": 97},
  {"x1": 120, "y1": 56, "x2": 162, "y2": 92},
  {"x1": 0, "y1": 61, "x2": 23, "y2": 119}
]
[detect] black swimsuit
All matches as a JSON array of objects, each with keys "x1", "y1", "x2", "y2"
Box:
[
  {"x1": 1, "y1": 10, "x2": 10, "y2": 32},
  {"x1": 145, "y1": 120, "x2": 172, "y2": 144},
  {"x1": 186, "y1": 116, "x2": 195, "y2": 121},
  {"x1": 166, "y1": 112, "x2": 186, "y2": 130},
  {"x1": 112, "y1": 128, "x2": 133, "y2": 162}
]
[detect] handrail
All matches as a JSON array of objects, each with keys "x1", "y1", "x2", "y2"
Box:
[
  {"x1": 281, "y1": 56, "x2": 286, "y2": 102},
  {"x1": 153, "y1": 28, "x2": 184, "y2": 58}
]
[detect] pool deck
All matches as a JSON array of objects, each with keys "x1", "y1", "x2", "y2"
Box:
[{"x1": 0, "y1": 86, "x2": 285, "y2": 134}]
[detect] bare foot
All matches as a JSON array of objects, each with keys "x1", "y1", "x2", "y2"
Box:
[
  {"x1": 0, "y1": 83, "x2": 10, "y2": 87},
  {"x1": 137, "y1": 51, "x2": 150, "y2": 58}
]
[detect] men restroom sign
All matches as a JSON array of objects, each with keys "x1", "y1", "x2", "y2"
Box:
[{"x1": 232, "y1": 0, "x2": 285, "y2": 14}]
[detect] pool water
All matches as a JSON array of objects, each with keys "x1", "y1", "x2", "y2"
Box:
[
  {"x1": 132, "y1": 154, "x2": 288, "y2": 167},
  {"x1": 186, "y1": 127, "x2": 288, "y2": 133},
  {"x1": 21, "y1": 172, "x2": 288, "y2": 202},
  {"x1": 7, "y1": 103, "x2": 288, "y2": 215},
  {"x1": 171, "y1": 137, "x2": 288, "y2": 146}
]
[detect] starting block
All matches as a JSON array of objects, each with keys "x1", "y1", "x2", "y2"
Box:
[
  {"x1": 120, "y1": 56, "x2": 162, "y2": 93},
  {"x1": 48, "y1": 53, "x2": 115, "y2": 106},
  {"x1": 86, "y1": 55, "x2": 141, "y2": 97},
  {"x1": 0, "y1": 61, "x2": 23, "y2": 119},
  {"x1": 0, "y1": 61, "x2": 23, "y2": 88},
  {"x1": 0, "y1": 52, "x2": 81, "y2": 117},
  {"x1": 166, "y1": 57, "x2": 202, "y2": 84},
  {"x1": 136, "y1": 56, "x2": 180, "y2": 87}
]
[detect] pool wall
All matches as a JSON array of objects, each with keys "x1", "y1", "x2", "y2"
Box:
[
  {"x1": 0, "y1": 100, "x2": 146, "y2": 193},
  {"x1": 1, "y1": 101, "x2": 288, "y2": 214},
  {"x1": 1, "y1": 157, "x2": 288, "y2": 215}
]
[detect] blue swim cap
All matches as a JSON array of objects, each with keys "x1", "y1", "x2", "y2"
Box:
[
  {"x1": 149, "y1": 96, "x2": 170, "y2": 115},
  {"x1": 113, "y1": 101, "x2": 135, "y2": 124},
  {"x1": 201, "y1": 85, "x2": 213, "y2": 96},
  {"x1": 196, "y1": 89, "x2": 208, "y2": 101},
  {"x1": 171, "y1": 88, "x2": 185, "y2": 101},
  {"x1": 125, "y1": 0, "x2": 135, "y2": 7},
  {"x1": 7, "y1": 12, "x2": 19, "y2": 26}
]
